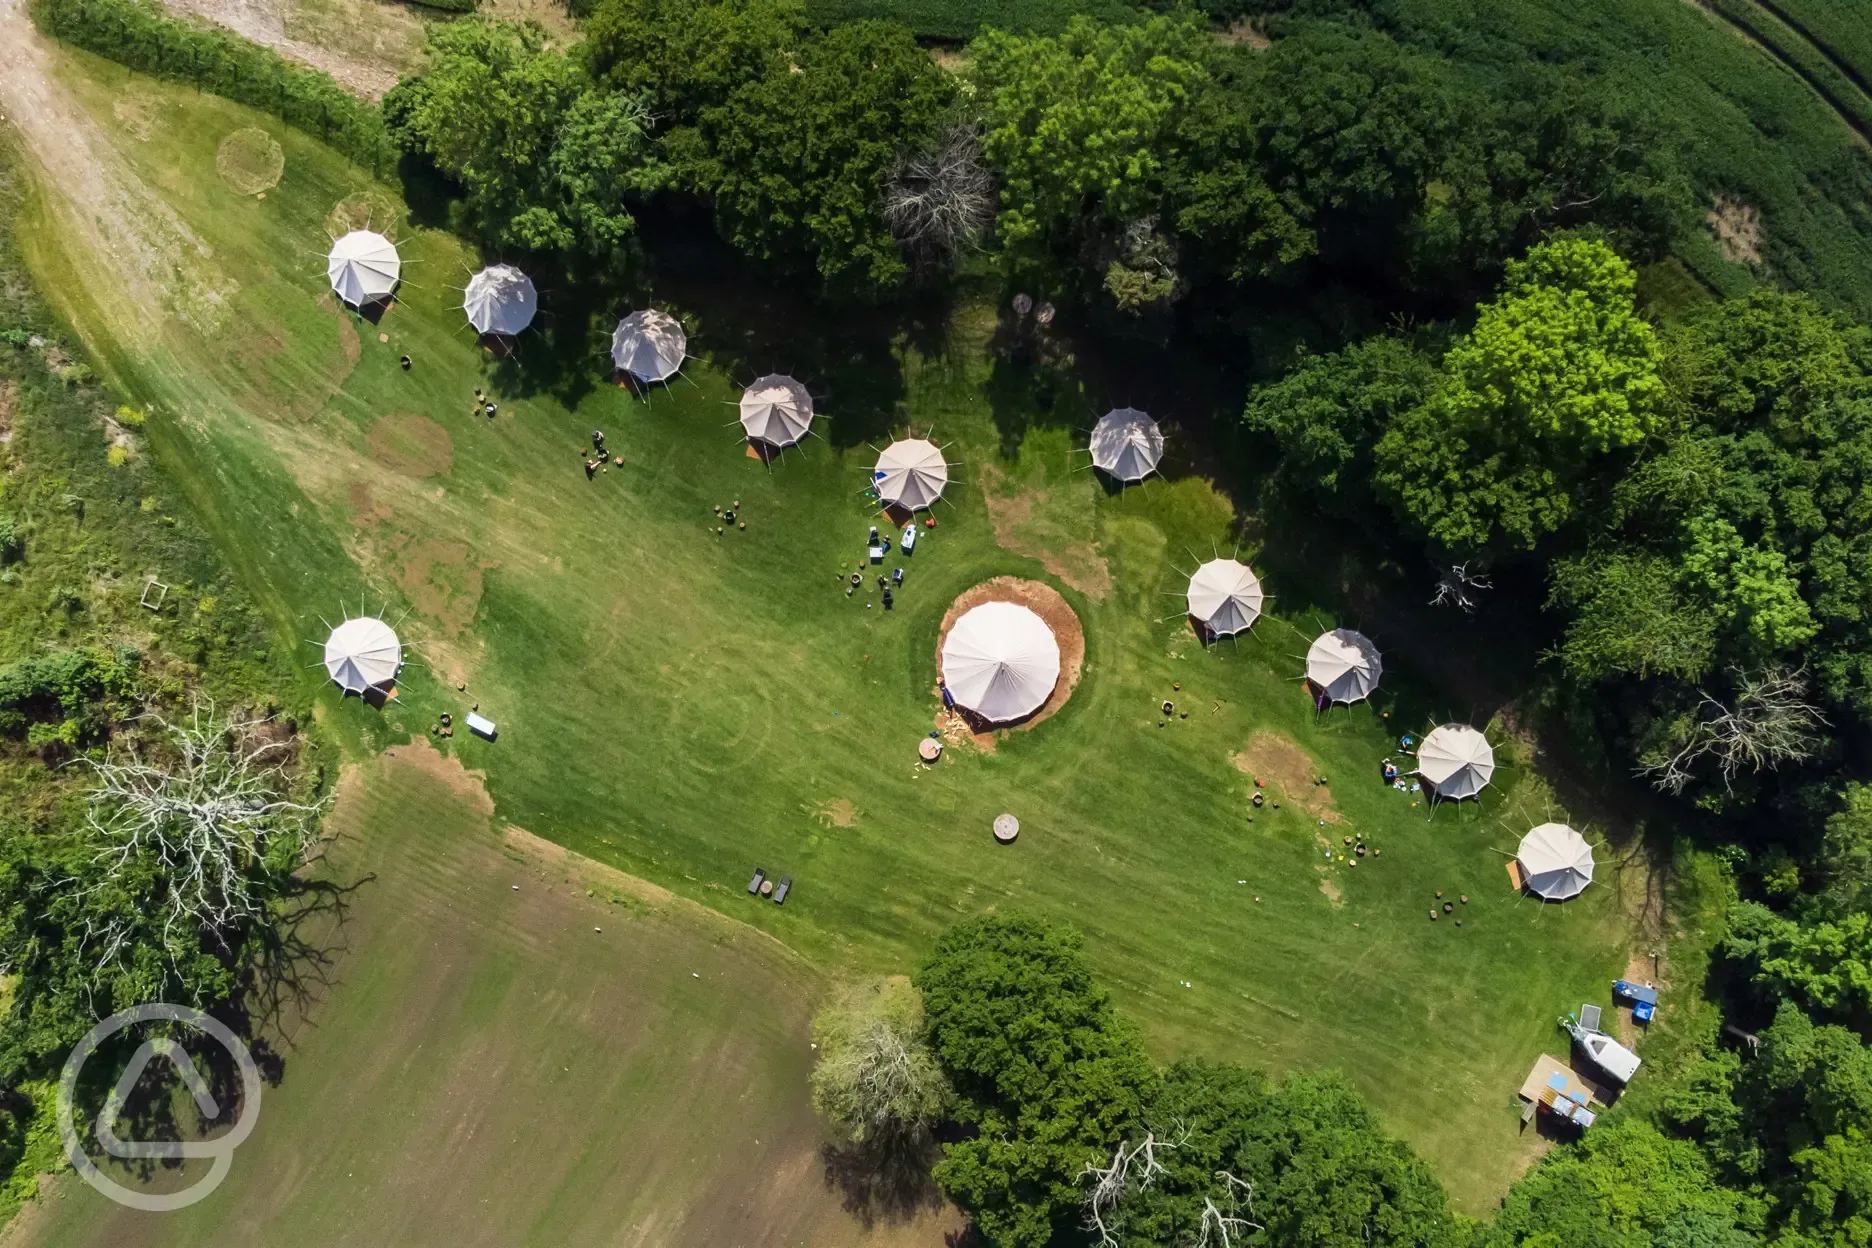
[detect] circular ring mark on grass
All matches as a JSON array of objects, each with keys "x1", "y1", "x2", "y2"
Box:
[
  {"x1": 216, "y1": 129, "x2": 284, "y2": 196},
  {"x1": 935, "y1": 577, "x2": 1084, "y2": 740},
  {"x1": 325, "y1": 191, "x2": 401, "y2": 241}
]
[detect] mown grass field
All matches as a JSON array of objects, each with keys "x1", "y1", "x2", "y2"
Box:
[
  {"x1": 4, "y1": 745, "x2": 956, "y2": 1246},
  {"x1": 7, "y1": 42, "x2": 1663, "y2": 1212}
]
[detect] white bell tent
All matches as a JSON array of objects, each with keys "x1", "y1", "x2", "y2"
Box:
[
  {"x1": 611, "y1": 309, "x2": 687, "y2": 383},
  {"x1": 1089, "y1": 408, "x2": 1164, "y2": 483},
  {"x1": 739, "y1": 375, "x2": 814, "y2": 449},
  {"x1": 874, "y1": 439, "x2": 949, "y2": 511},
  {"x1": 323, "y1": 617, "x2": 402, "y2": 695},
  {"x1": 327, "y1": 231, "x2": 401, "y2": 307},
  {"x1": 463, "y1": 264, "x2": 537, "y2": 336},
  {"x1": 1415, "y1": 723, "x2": 1496, "y2": 801},
  {"x1": 1306, "y1": 628, "x2": 1382, "y2": 704},
  {"x1": 1186, "y1": 558, "x2": 1263, "y2": 638},
  {"x1": 941, "y1": 602, "x2": 1061, "y2": 723},
  {"x1": 1517, "y1": 823, "x2": 1595, "y2": 901}
]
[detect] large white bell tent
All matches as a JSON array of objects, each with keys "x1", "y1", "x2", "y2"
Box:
[
  {"x1": 874, "y1": 439, "x2": 949, "y2": 511},
  {"x1": 322, "y1": 617, "x2": 402, "y2": 695},
  {"x1": 1415, "y1": 723, "x2": 1496, "y2": 801},
  {"x1": 326, "y1": 231, "x2": 401, "y2": 307},
  {"x1": 1306, "y1": 629, "x2": 1382, "y2": 705},
  {"x1": 463, "y1": 264, "x2": 537, "y2": 336},
  {"x1": 738, "y1": 375, "x2": 814, "y2": 449},
  {"x1": 1089, "y1": 407, "x2": 1164, "y2": 483},
  {"x1": 611, "y1": 309, "x2": 687, "y2": 383},
  {"x1": 940, "y1": 602, "x2": 1061, "y2": 723},
  {"x1": 1186, "y1": 558, "x2": 1263, "y2": 638},
  {"x1": 1517, "y1": 823, "x2": 1595, "y2": 901}
]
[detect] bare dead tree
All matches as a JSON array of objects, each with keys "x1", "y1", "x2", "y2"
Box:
[
  {"x1": 1431, "y1": 562, "x2": 1493, "y2": 612},
  {"x1": 1192, "y1": 1171, "x2": 1262, "y2": 1248},
  {"x1": 1640, "y1": 667, "x2": 1827, "y2": 795},
  {"x1": 1082, "y1": 1126, "x2": 1185, "y2": 1247},
  {"x1": 883, "y1": 124, "x2": 994, "y2": 269},
  {"x1": 71, "y1": 699, "x2": 324, "y2": 988}
]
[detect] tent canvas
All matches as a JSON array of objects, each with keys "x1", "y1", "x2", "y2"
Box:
[
  {"x1": 1089, "y1": 407, "x2": 1164, "y2": 483},
  {"x1": 874, "y1": 439, "x2": 949, "y2": 511},
  {"x1": 941, "y1": 602, "x2": 1061, "y2": 723},
  {"x1": 1186, "y1": 558, "x2": 1263, "y2": 637},
  {"x1": 1518, "y1": 823, "x2": 1595, "y2": 901},
  {"x1": 323, "y1": 617, "x2": 401, "y2": 694},
  {"x1": 611, "y1": 309, "x2": 687, "y2": 382},
  {"x1": 1307, "y1": 628, "x2": 1382, "y2": 704},
  {"x1": 1415, "y1": 723, "x2": 1496, "y2": 800},
  {"x1": 327, "y1": 230, "x2": 400, "y2": 307},
  {"x1": 739, "y1": 374, "x2": 814, "y2": 448},
  {"x1": 463, "y1": 264, "x2": 537, "y2": 336}
]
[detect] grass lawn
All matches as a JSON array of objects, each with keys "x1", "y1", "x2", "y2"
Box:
[
  {"x1": 8, "y1": 44, "x2": 1666, "y2": 1212},
  {"x1": 2, "y1": 744, "x2": 958, "y2": 1246}
]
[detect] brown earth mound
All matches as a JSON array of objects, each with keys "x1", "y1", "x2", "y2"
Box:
[
  {"x1": 1232, "y1": 728, "x2": 1343, "y2": 824},
  {"x1": 934, "y1": 577, "x2": 1085, "y2": 746}
]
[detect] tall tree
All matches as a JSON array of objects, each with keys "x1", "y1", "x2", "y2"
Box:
[
  {"x1": 810, "y1": 977, "x2": 950, "y2": 1150},
  {"x1": 970, "y1": 13, "x2": 1215, "y2": 295},
  {"x1": 1373, "y1": 236, "x2": 1665, "y2": 553},
  {"x1": 581, "y1": 0, "x2": 804, "y2": 128},
  {"x1": 917, "y1": 913, "x2": 1157, "y2": 1247},
  {"x1": 681, "y1": 20, "x2": 952, "y2": 294}
]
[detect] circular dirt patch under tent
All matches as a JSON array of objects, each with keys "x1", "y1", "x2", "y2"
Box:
[
  {"x1": 935, "y1": 576, "x2": 1085, "y2": 740},
  {"x1": 325, "y1": 191, "x2": 400, "y2": 241},
  {"x1": 216, "y1": 128, "x2": 284, "y2": 196}
]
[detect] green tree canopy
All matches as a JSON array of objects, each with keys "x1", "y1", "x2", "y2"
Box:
[
  {"x1": 917, "y1": 912, "x2": 1157, "y2": 1247},
  {"x1": 1112, "y1": 1060, "x2": 1460, "y2": 1248},
  {"x1": 580, "y1": 0, "x2": 804, "y2": 127},
  {"x1": 970, "y1": 15, "x2": 1213, "y2": 252},
  {"x1": 385, "y1": 21, "x2": 658, "y2": 262},
  {"x1": 680, "y1": 20, "x2": 952, "y2": 294},
  {"x1": 1547, "y1": 291, "x2": 1872, "y2": 716},
  {"x1": 1373, "y1": 236, "x2": 1665, "y2": 553},
  {"x1": 1241, "y1": 333, "x2": 1440, "y2": 506}
]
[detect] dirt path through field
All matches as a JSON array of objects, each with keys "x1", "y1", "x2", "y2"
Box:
[
  {"x1": 156, "y1": 0, "x2": 423, "y2": 99},
  {"x1": 0, "y1": 0, "x2": 239, "y2": 344}
]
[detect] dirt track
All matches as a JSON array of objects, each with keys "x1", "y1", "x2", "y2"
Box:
[{"x1": 0, "y1": 0, "x2": 238, "y2": 344}]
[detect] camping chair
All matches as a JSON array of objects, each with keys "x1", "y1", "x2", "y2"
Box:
[{"x1": 1580, "y1": 1004, "x2": 1603, "y2": 1033}]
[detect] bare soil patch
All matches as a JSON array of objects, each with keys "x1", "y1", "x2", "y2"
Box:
[
  {"x1": 1232, "y1": 728, "x2": 1344, "y2": 824},
  {"x1": 0, "y1": 380, "x2": 15, "y2": 444},
  {"x1": 214, "y1": 127, "x2": 284, "y2": 195},
  {"x1": 979, "y1": 462, "x2": 1112, "y2": 599},
  {"x1": 934, "y1": 576, "x2": 1085, "y2": 747},
  {"x1": 110, "y1": 90, "x2": 160, "y2": 140},
  {"x1": 1319, "y1": 877, "x2": 1344, "y2": 906},
  {"x1": 365, "y1": 412, "x2": 453, "y2": 477},
  {"x1": 814, "y1": 797, "x2": 860, "y2": 828},
  {"x1": 1708, "y1": 194, "x2": 1763, "y2": 264}
]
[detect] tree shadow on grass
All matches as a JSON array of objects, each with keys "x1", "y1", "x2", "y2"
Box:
[{"x1": 820, "y1": 1138, "x2": 947, "y2": 1230}]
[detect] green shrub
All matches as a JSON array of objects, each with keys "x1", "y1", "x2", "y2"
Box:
[
  {"x1": 803, "y1": 0, "x2": 1138, "y2": 39},
  {"x1": 30, "y1": 0, "x2": 398, "y2": 178}
]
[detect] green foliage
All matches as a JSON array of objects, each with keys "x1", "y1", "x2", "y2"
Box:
[
  {"x1": 1724, "y1": 902, "x2": 1872, "y2": 1024},
  {"x1": 582, "y1": 0, "x2": 805, "y2": 127},
  {"x1": 809, "y1": 978, "x2": 950, "y2": 1148},
  {"x1": 1374, "y1": 237, "x2": 1664, "y2": 553},
  {"x1": 1116, "y1": 1060, "x2": 1461, "y2": 1248},
  {"x1": 970, "y1": 14, "x2": 1213, "y2": 251},
  {"x1": 1772, "y1": 0, "x2": 1872, "y2": 91},
  {"x1": 804, "y1": 0, "x2": 1139, "y2": 40},
  {"x1": 29, "y1": 0, "x2": 396, "y2": 177},
  {"x1": 1486, "y1": 1119, "x2": 1763, "y2": 1247},
  {"x1": 1241, "y1": 333, "x2": 1439, "y2": 505},
  {"x1": 917, "y1": 913, "x2": 1157, "y2": 1246},
  {"x1": 1549, "y1": 291, "x2": 1872, "y2": 717},
  {"x1": 681, "y1": 21, "x2": 952, "y2": 294},
  {"x1": 1817, "y1": 782, "x2": 1872, "y2": 919},
  {"x1": 0, "y1": 646, "x2": 138, "y2": 737},
  {"x1": 385, "y1": 21, "x2": 659, "y2": 264}
]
